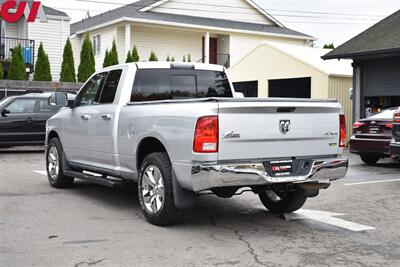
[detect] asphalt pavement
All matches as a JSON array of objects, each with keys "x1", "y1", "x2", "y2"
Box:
[{"x1": 1, "y1": 148, "x2": 400, "y2": 267}]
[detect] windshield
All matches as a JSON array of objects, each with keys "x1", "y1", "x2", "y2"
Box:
[
  {"x1": 0, "y1": 97, "x2": 13, "y2": 108},
  {"x1": 368, "y1": 108, "x2": 397, "y2": 120}
]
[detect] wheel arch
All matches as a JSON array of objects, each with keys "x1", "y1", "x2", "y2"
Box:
[{"x1": 136, "y1": 136, "x2": 169, "y2": 171}]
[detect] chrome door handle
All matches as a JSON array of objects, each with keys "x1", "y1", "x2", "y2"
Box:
[
  {"x1": 101, "y1": 114, "x2": 112, "y2": 120},
  {"x1": 81, "y1": 114, "x2": 90, "y2": 120}
]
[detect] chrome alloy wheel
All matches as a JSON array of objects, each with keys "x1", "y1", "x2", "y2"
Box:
[
  {"x1": 47, "y1": 145, "x2": 60, "y2": 180},
  {"x1": 141, "y1": 165, "x2": 165, "y2": 214}
]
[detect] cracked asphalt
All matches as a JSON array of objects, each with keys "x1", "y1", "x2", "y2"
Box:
[{"x1": 1, "y1": 148, "x2": 400, "y2": 267}]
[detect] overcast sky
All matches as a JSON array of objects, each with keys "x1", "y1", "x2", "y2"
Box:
[{"x1": 40, "y1": 0, "x2": 400, "y2": 46}]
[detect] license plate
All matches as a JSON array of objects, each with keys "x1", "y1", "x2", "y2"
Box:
[
  {"x1": 369, "y1": 127, "x2": 380, "y2": 134},
  {"x1": 270, "y1": 160, "x2": 293, "y2": 177}
]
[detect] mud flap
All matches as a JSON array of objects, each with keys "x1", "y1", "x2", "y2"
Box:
[{"x1": 172, "y1": 171, "x2": 196, "y2": 210}]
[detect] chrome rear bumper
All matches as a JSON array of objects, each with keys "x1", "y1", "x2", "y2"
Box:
[{"x1": 191, "y1": 156, "x2": 348, "y2": 192}]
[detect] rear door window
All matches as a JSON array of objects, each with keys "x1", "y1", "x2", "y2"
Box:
[
  {"x1": 99, "y1": 69, "x2": 123, "y2": 104},
  {"x1": 6, "y1": 99, "x2": 36, "y2": 113},
  {"x1": 38, "y1": 99, "x2": 60, "y2": 113}
]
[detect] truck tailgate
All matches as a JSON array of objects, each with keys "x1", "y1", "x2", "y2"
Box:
[{"x1": 217, "y1": 100, "x2": 342, "y2": 161}]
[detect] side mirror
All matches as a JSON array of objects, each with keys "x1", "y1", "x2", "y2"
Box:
[
  {"x1": 48, "y1": 92, "x2": 70, "y2": 107},
  {"x1": 1, "y1": 108, "x2": 10, "y2": 117},
  {"x1": 235, "y1": 92, "x2": 245, "y2": 98}
]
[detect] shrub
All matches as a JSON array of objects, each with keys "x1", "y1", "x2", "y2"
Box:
[
  {"x1": 187, "y1": 54, "x2": 191, "y2": 62},
  {"x1": 60, "y1": 38, "x2": 76, "y2": 82},
  {"x1": 0, "y1": 62, "x2": 3, "y2": 80},
  {"x1": 171, "y1": 57, "x2": 175, "y2": 62},
  {"x1": 8, "y1": 45, "x2": 27, "y2": 80},
  {"x1": 77, "y1": 34, "x2": 95, "y2": 82},
  {"x1": 131, "y1": 46, "x2": 139, "y2": 62},
  {"x1": 34, "y1": 43, "x2": 52, "y2": 81},
  {"x1": 149, "y1": 51, "x2": 158, "y2": 61},
  {"x1": 108, "y1": 39, "x2": 119, "y2": 66},
  {"x1": 125, "y1": 50, "x2": 132, "y2": 63},
  {"x1": 103, "y1": 49, "x2": 110, "y2": 68},
  {"x1": 166, "y1": 55, "x2": 170, "y2": 62},
  {"x1": 182, "y1": 55, "x2": 186, "y2": 62}
]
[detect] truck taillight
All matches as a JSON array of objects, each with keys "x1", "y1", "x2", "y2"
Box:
[
  {"x1": 340, "y1": 115, "x2": 346, "y2": 148},
  {"x1": 394, "y1": 113, "x2": 400, "y2": 123},
  {"x1": 193, "y1": 116, "x2": 218, "y2": 153}
]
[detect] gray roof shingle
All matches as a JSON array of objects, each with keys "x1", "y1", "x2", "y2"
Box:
[
  {"x1": 70, "y1": 0, "x2": 313, "y2": 39},
  {"x1": 323, "y1": 9, "x2": 400, "y2": 59}
]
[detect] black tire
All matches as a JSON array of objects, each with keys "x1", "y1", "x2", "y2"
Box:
[
  {"x1": 258, "y1": 188, "x2": 307, "y2": 214},
  {"x1": 360, "y1": 154, "x2": 380, "y2": 165},
  {"x1": 138, "y1": 152, "x2": 183, "y2": 226},
  {"x1": 46, "y1": 138, "x2": 74, "y2": 188}
]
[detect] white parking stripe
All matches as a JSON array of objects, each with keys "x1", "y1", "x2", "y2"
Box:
[
  {"x1": 33, "y1": 170, "x2": 47, "y2": 176},
  {"x1": 284, "y1": 209, "x2": 375, "y2": 232},
  {"x1": 344, "y1": 178, "x2": 400, "y2": 186}
]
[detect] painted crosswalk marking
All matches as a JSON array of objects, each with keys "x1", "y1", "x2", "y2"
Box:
[{"x1": 284, "y1": 209, "x2": 375, "y2": 232}]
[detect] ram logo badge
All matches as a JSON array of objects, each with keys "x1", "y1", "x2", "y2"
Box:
[
  {"x1": 223, "y1": 131, "x2": 241, "y2": 139},
  {"x1": 279, "y1": 120, "x2": 291, "y2": 134}
]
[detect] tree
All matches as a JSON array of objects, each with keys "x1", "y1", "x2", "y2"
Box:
[
  {"x1": 107, "y1": 39, "x2": 119, "y2": 66},
  {"x1": 60, "y1": 38, "x2": 76, "y2": 82},
  {"x1": 77, "y1": 34, "x2": 95, "y2": 82},
  {"x1": 0, "y1": 62, "x2": 4, "y2": 80},
  {"x1": 323, "y1": 43, "x2": 335, "y2": 49},
  {"x1": 149, "y1": 51, "x2": 158, "y2": 61},
  {"x1": 187, "y1": 54, "x2": 191, "y2": 62},
  {"x1": 125, "y1": 50, "x2": 133, "y2": 63},
  {"x1": 103, "y1": 49, "x2": 109, "y2": 68},
  {"x1": 34, "y1": 43, "x2": 52, "y2": 81},
  {"x1": 8, "y1": 45, "x2": 27, "y2": 80},
  {"x1": 131, "y1": 46, "x2": 139, "y2": 62}
]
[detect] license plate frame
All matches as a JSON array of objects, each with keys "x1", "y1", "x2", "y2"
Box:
[{"x1": 269, "y1": 160, "x2": 294, "y2": 177}]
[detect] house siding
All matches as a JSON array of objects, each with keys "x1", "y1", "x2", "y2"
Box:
[
  {"x1": 328, "y1": 76, "x2": 353, "y2": 142},
  {"x1": 28, "y1": 18, "x2": 70, "y2": 81},
  {"x1": 151, "y1": 0, "x2": 274, "y2": 25},
  {"x1": 131, "y1": 25, "x2": 203, "y2": 63},
  {"x1": 229, "y1": 33, "x2": 307, "y2": 67}
]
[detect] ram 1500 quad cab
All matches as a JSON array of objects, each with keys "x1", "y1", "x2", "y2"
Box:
[{"x1": 46, "y1": 62, "x2": 348, "y2": 225}]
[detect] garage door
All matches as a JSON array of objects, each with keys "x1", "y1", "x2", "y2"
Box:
[
  {"x1": 269, "y1": 77, "x2": 311, "y2": 98},
  {"x1": 364, "y1": 56, "x2": 400, "y2": 97},
  {"x1": 232, "y1": 81, "x2": 258, "y2": 97}
]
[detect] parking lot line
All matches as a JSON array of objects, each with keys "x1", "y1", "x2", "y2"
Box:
[
  {"x1": 284, "y1": 209, "x2": 375, "y2": 232},
  {"x1": 33, "y1": 170, "x2": 47, "y2": 176},
  {"x1": 344, "y1": 178, "x2": 400, "y2": 186}
]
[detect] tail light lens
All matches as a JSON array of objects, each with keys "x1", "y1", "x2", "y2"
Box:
[
  {"x1": 385, "y1": 123, "x2": 393, "y2": 129},
  {"x1": 193, "y1": 116, "x2": 218, "y2": 153},
  {"x1": 394, "y1": 113, "x2": 400, "y2": 123},
  {"x1": 340, "y1": 114, "x2": 346, "y2": 148},
  {"x1": 353, "y1": 121, "x2": 365, "y2": 129}
]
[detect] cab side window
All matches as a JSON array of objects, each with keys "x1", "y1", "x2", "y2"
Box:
[
  {"x1": 99, "y1": 69, "x2": 122, "y2": 104},
  {"x1": 6, "y1": 99, "x2": 36, "y2": 113},
  {"x1": 76, "y1": 72, "x2": 108, "y2": 106}
]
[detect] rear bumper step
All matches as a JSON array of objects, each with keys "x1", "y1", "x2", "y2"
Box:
[{"x1": 191, "y1": 156, "x2": 348, "y2": 192}]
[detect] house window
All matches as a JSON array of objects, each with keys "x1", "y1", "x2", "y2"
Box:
[{"x1": 92, "y1": 34, "x2": 101, "y2": 56}]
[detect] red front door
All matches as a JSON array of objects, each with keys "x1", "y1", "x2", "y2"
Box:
[{"x1": 202, "y1": 37, "x2": 218, "y2": 64}]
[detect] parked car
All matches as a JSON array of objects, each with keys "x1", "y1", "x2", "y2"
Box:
[
  {"x1": 45, "y1": 62, "x2": 348, "y2": 226},
  {"x1": 350, "y1": 108, "x2": 398, "y2": 165},
  {"x1": 0, "y1": 93, "x2": 74, "y2": 148},
  {"x1": 390, "y1": 107, "x2": 400, "y2": 159}
]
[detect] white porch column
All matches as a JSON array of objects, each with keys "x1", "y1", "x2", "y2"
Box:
[
  {"x1": 125, "y1": 24, "x2": 131, "y2": 57},
  {"x1": 204, "y1": 32, "x2": 210, "y2": 64}
]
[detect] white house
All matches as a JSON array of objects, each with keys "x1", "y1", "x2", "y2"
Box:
[
  {"x1": 0, "y1": 1, "x2": 70, "y2": 81},
  {"x1": 70, "y1": 0, "x2": 315, "y2": 71}
]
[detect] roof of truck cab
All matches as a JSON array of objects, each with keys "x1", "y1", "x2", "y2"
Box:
[{"x1": 135, "y1": 62, "x2": 225, "y2": 71}]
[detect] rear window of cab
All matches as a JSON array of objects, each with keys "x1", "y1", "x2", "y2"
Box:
[{"x1": 131, "y1": 69, "x2": 233, "y2": 102}]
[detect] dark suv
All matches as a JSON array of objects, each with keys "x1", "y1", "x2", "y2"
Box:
[
  {"x1": 0, "y1": 93, "x2": 74, "y2": 148},
  {"x1": 390, "y1": 107, "x2": 400, "y2": 159}
]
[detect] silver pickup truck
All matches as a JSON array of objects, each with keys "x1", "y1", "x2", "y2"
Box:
[{"x1": 46, "y1": 62, "x2": 348, "y2": 225}]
